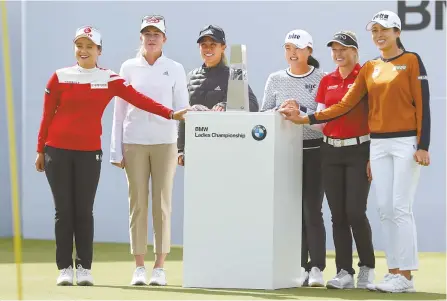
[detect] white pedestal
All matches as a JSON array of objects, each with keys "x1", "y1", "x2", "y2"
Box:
[{"x1": 183, "y1": 111, "x2": 303, "y2": 290}]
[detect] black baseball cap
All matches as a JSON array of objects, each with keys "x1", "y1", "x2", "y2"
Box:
[
  {"x1": 197, "y1": 25, "x2": 226, "y2": 44},
  {"x1": 327, "y1": 32, "x2": 358, "y2": 49}
]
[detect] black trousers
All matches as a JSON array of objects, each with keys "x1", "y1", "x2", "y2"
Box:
[
  {"x1": 44, "y1": 146, "x2": 102, "y2": 270},
  {"x1": 301, "y1": 146, "x2": 326, "y2": 272},
  {"x1": 321, "y1": 141, "x2": 375, "y2": 275}
]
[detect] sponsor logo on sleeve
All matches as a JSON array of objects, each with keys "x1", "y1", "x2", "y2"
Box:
[{"x1": 393, "y1": 65, "x2": 407, "y2": 71}]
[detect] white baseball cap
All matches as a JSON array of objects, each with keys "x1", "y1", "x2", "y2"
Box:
[
  {"x1": 284, "y1": 29, "x2": 313, "y2": 49},
  {"x1": 74, "y1": 26, "x2": 102, "y2": 46},
  {"x1": 140, "y1": 15, "x2": 166, "y2": 34},
  {"x1": 366, "y1": 10, "x2": 402, "y2": 31}
]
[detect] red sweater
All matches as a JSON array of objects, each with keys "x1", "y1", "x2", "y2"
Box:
[{"x1": 37, "y1": 65, "x2": 173, "y2": 153}]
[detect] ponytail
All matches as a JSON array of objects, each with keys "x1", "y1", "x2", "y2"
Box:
[
  {"x1": 396, "y1": 37, "x2": 406, "y2": 51},
  {"x1": 136, "y1": 45, "x2": 145, "y2": 58},
  {"x1": 221, "y1": 53, "x2": 228, "y2": 66},
  {"x1": 393, "y1": 28, "x2": 405, "y2": 51},
  {"x1": 307, "y1": 55, "x2": 320, "y2": 68}
]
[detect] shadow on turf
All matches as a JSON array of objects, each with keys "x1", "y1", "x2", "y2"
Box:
[
  {"x1": 93, "y1": 284, "x2": 447, "y2": 300},
  {"x1": 0, "y1": 239, "x2": 183, "y2": 263},
  {"x1": 0, "y1": 238, "x2": 388, "y2": 264}
]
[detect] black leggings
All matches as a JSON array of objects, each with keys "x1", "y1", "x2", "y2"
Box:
[{"x1": 44, "y1": 146, "x2": 102, "y2": 270}]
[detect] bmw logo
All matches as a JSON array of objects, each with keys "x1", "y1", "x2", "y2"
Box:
[{"x1": 252, "y1": 125, "x2": 267, "y2": 141}]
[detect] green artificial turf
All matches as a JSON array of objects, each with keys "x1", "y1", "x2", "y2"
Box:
[{"x1": 0, "y1": 238, "x2": 445, "y2": 300}]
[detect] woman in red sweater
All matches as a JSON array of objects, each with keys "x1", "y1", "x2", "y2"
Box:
[{"x1": 34, "y1": 25, "x2": 188, "y2": 287}]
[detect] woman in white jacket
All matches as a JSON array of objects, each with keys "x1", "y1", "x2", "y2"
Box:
[{"x1": 110, "y1": 15, "x2": 189, "y2": 286}]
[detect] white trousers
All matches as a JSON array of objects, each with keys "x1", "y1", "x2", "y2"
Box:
[{"x1": 370, "y1": 136, "x2": 421, "y2": 271}]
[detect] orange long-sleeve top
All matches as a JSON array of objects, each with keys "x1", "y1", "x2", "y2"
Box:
[{"x1": 309, "y1": 51, "x2": 430, "y2": 151}]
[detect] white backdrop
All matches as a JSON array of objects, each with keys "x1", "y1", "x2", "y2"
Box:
[{"x1": 18, "y1": 1, "x2": 446, "y2": 252}]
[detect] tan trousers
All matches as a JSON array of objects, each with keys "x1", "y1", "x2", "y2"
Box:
[{"x1": 123, "y1": 143, "x2": 177, "y2": 255}]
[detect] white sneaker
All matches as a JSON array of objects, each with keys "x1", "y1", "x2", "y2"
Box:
[
  {"x1": 131, "y1": 266, "x2": 148, "y2": 286},
  {"x1": 376, "y1": 274, "x2": 416, "y2": 293},
  {"x1": 308, "y1": 267, "x2": 325, "y2": 287},
  {"x1": 357, "y1": 266, "x2": 375, "y2": 289},
  {"x1": 76, "y1": 264, "x2": 94, "y2": 286},
  {"x1": 297, "y1": 267, "x2": 309, "y2": 287},
  {"x1": 366, "y1": 273, "x2": 393, "y2": 291},
  {"x1": 56, "y1": 266, "x2": 74, "y2": 286},
  {"x1": 326, "y1": 269, "x2": 354, "y2": 289},
  {"x1": 149, "y1": 268, "x2": 167, "y2": 286}
]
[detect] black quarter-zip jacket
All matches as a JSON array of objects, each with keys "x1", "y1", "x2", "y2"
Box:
[{"x1": 177, "y1": 59, "x2": 259, "y2": 153}]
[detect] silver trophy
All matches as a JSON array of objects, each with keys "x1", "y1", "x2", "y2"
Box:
[{"x1": 226, "y1": 44, "x2": 249, "y2": 112}]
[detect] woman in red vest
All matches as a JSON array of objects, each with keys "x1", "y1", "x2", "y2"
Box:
[{"x1": 315, "y1": 31, "x2": 375, "y2": 290}]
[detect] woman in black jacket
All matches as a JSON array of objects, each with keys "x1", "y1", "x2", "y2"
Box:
[{"x1": 177, "y1": 24, "x2": 259, "y2": 165}]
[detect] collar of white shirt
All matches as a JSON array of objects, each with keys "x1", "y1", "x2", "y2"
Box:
[{"x1": 137, "y1": 52, "x2": 167, "y2": 67}]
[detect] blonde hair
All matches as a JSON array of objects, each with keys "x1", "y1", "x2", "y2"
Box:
[
  {"x1": 336, "y1": 30, "x2": 360, "y2": 63},
  {"x1": 137, "y1": 45, "x2": 145, "y2": 57}
]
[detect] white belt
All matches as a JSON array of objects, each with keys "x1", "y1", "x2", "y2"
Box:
[{"x1": 323, "y1": 134, "x2": 370, "y2": 147}]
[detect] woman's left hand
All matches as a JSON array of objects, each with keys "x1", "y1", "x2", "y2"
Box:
[
  {"x1": 414, "y1": 149, "x2": 430, "y2": 166},
  {"x1": 172, "y1": 108, "x2": 190, "y2": 120}
]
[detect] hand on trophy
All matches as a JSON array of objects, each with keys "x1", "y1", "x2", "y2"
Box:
[
  {"x1": 212, "y1": 102, "x2": 226, "y2": 111},
  {"x1": 178, "y1": 154, "x2": 185, "y2": 166},
  {"x1": 191, "y1": 104, "x2": 211, "y2": 111},
  {"x1": 279, "y1": 99, "x2": 300, "y2": 111},
  {"x1": 278, "y1": 107, "x2": 309, "y2": 124}
]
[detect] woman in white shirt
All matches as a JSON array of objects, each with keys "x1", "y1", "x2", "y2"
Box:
[{"x1": 110, "y1": 15, "x2": 189, "y2": 286}]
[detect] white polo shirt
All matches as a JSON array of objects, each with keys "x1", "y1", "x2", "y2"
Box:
[{"x1": 110, "y1": 54, "x2": 189, "y2": 163}]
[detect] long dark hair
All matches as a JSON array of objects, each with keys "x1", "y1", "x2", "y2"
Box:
[
  {"x1": 394, "y1": 28, "x2": 405, "y2": 51},
  {"x1": 307, "y1": 55, "x2": 320, "y2": 68}
]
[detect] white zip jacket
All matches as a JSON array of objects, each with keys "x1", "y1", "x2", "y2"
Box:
[{"x1": 110, "y1": 54, "x2": 189, "y2": 163}]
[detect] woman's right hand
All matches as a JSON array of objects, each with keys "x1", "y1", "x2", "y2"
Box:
[
  {"x1": 366, "y1": 161, "x2": 373, "y2": 182},
  {"x1": 178, "y1": 154, "x2": 185, "y2": 166},
  {"x1": 279, "y1": 99, "x2": 300, "y2": 110},
  {"x1": 35, "y1": 153, "x2": 45, "y2": 172},
  {"x1": 112, "y1": 160, "x2": 125, "y2": 169}
]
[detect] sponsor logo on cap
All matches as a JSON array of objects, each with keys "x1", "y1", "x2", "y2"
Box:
[
  {"x1": 202, "y1": 29, "x2": 213, "y2": 35},
  {"x1": 144, "y1": 16, "x2": 160, "y2": 23},
  {"x1": 373, "y1": 13, "x2": 390, "y2": 21},
  {"x1": 288, "y1": 33, "x2": 300, "y2": 39}
]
